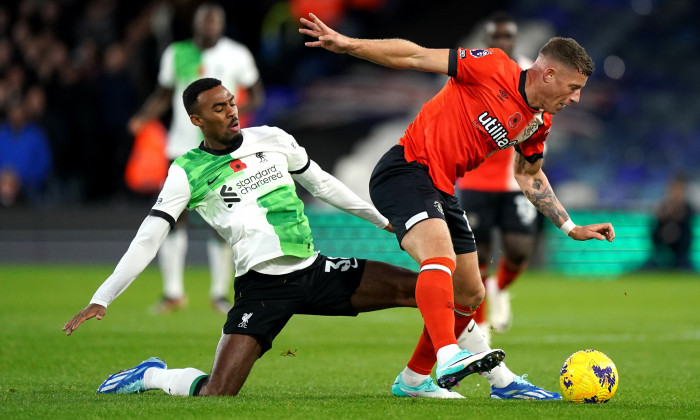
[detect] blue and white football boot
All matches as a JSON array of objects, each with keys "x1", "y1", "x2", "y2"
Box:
[
  {"x1": 392, "y1": 373, "x2": 464, "y2": 398},
  {"x1": 490, "y1": 374, "x2": 562, "y2": 400},
  {"x1": 436, "y1": 349, "x2": 505, "y2": 389},
  {"x1": 97, "y1": 357, "x2": 167, "y2": 394}
]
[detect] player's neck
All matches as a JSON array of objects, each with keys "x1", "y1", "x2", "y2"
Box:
[
  {"x1": 201, "y1": 132, "x2": 244, "y2": 155},
  {"x1": 523, "y1": 70, "x2": 544, "y2": 111}
]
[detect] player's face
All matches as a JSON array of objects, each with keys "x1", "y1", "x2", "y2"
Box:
[
  {"x1": 193, "y1": 85, "x2": 241, "y2": 146},
  {"x1": 486, "y1": 22, "x2": 516, "y2": 57},
  {"x1": 194, "y1": 9, "x2": 224, "y2": 46},
  {"x1": 541, "y1": 66, "x2": 588, "y2": 115}
]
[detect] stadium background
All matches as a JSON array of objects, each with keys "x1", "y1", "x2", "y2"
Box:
[{"x1": 0, "y1": 0, "x2": 698, "y2": 275}]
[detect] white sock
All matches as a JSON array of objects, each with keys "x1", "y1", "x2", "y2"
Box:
[
  {"x1": 436, "y1": 344, "x2": 461, "y2": 366},
  {"x1": 457, "y1": 319, "x2": 515, "y2": 388},
  {"x1": 144, "y1": 367, "x2": 207, "y2": 396},
  {"x1": 158, "y1": 228, "x2": 188, "y2": 298},
  {"x1": 207, "y1": 238, "x2": 233, "y2": 299},
  {"x1": 400, "y1": 367, "x2": 430, "y2": 387}
]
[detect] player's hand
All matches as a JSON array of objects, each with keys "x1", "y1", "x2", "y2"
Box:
[
  {"x1": 568, "y1": 223, "x2": 615, "y2": 242},
  {"x1": 299, "y1": 13, "x2": 351, "y2": 54},
  {"x1": 383, "y1": 222, "x2": 394, "y2": 233},
  {"x1": 63, "y1": 303, "x2": 106, "y2": 336}
]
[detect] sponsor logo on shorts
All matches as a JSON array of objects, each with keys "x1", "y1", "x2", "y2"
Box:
[
  {"x1": 238, "y1": 312, "x2": 253, "y2": 328},
  {"x1": 434, "y1": 201, "x2": 444, "y2": 215}
]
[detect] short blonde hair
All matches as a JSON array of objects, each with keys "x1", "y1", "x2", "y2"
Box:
[{"x1": 539, "y1": 37, "x2": 594, "y2": 76}]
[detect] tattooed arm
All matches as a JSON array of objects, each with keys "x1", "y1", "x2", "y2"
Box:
[{"x1": 514, "y1": 153, "x2": 615, "y2": 242}]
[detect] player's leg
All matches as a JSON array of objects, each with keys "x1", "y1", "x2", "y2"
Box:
[
  {"x1": 457, "y1": 319, "x2": 561, "y2": 400},
  {"x1": 369, "y1": 146, "x2": 503, "y2": 390},
  {"x1": 196, "y1": 334, "x2": 261, "y2": 395},
  {"x1": 348, "y1": 260, "x2": 417, "y2": 311},
  {"x1": 207, "y1": 230, "x2": 234, "y2": 314},
  {"x1": 398, "y1": 217, "x2": 503, "y2": 389},
  {"x1": 96, "y1": 334, "x2": 261, "y2": 396},
  {"x1": 457, "y1": 189, "x2": 496, "y2": 337},
  {"x1": 488, "y1": 192, "x2": 538, "y2": 332},
  {"x1": 152, "y1": 212, "x2": 189, "y2": 314}
]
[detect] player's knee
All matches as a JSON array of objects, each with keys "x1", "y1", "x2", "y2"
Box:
[{"x1": 453, "y1": 277, "x2": 484, "y2": 307}]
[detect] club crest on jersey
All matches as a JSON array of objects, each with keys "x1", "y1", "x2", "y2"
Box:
[
  {"x1": 469, "y1": 49, "x2": 491, "y2": 58},
  {"x1": 477, "y1": 111, "x2": 514, "y2": 149}
]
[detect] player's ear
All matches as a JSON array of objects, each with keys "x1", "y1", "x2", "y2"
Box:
[
  {"x1": 544, "y1": 68, "x2": 556, "y2": 83},
  {"x1": 190, "y1": 114, "x2": 203, "y2": 127}
]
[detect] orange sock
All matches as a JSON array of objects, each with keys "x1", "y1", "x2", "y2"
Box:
[
  {"x1": 406, "y1": 303, "x2": 476, "y2": 374},
  {"x1": 406, "y1": 326, "x2": 435, "y2": 375},
  {"x1": 415, "y1": 257, "x2": 457, "y2": 351},
  {"x1": 453, "y1": 303, "x2": 476, "y2": 335},
  {"x1": 497, "y1": 258, "x2": 523, "y2": 289}
]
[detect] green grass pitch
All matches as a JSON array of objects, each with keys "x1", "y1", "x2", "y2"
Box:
[{"x1": 1, "y1": 265, "x2": 699, "y2": 419}]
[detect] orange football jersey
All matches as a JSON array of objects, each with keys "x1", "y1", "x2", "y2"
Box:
[
  {"x1": 399, "y1": 48, "x2": 551, "y2": 195},
  {"x1": 456, "y1": 147, "x2": 519, "y2": 192}
]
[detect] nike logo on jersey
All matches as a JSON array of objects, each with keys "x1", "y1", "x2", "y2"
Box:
[{"x1": 207, "y1": 173, "x2": 221, "y2": 185}]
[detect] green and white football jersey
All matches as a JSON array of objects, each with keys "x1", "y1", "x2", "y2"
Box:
[
  {"x1": 152, "y1": 126, "x2": 314, "y2": 276},
  {"x1": 158, "y1": 38, "x2": 260, "y2": 159}
]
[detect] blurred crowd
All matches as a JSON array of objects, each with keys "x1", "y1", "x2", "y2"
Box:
[
  {"x1": 0, "y1": 0, "x2": 699, "y2": 212},
  {"x1": 0, "y1": 0, "x2": 399, "y2": 207},
  {"x1": 0, "y1": 0, "x2": 167, "y2": 205}
]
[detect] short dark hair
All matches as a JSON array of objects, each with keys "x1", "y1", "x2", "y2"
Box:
[
  {"x1": 182, "y1": 77, "x2": 222, "y2": 115},
  {"x1": 539, "y1": 37, "x2": 594, "y2": 76}
]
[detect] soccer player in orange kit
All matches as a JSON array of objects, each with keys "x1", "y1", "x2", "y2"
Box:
[
  {"x1": 456, "y1": 12, "x2": 538, "y2": 338},
  {"x1": 301, "y1": 13, "x2": 614, "y2": 399}
]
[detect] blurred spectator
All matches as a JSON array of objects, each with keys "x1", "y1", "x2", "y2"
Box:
[
  {"x1": 0, "y1": 98, "x2": 52, "y2": 206},
  {"x1": 646, "y1": 174, "x2": 695, "y2": 270}
]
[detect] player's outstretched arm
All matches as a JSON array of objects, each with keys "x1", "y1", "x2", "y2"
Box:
[
  {"x1": 514, "y1": 154, "x2": 614, "y2": 242},
  {"x1": 63, "y1": 303, "x2": 106, "y2": 336},
  {"x1": 299, "y1": 12, "x2": 450, "y2": 75},
  {"x1": 291, "y1": 160, "x2": 389, "y2": 230}
]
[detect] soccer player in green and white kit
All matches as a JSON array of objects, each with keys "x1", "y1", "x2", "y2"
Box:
[{"x1": 63, "y1": 78, "x2": 504, "y2": 397}]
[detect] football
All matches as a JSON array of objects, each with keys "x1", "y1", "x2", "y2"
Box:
[{"x1": 559, "y1": 349, "x2": 619, "y2": 403}]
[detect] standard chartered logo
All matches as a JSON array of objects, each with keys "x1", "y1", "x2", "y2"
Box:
[{"x1": 235, "y1": 165, "x2": 284, "y2": 194}]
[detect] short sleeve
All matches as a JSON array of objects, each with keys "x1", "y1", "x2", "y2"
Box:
[
  {"x1": 150, "y1": 165, "x2": 191, "y2": 227},
  {"x1": 453, "y1": 47, "x2": 509, "y2": 85},
  {"x1": 157, "y1": 44, "x2": 176, "y2": 89},
  {"x1": 276, "y1": 129, "x2": 310, "y2": 174},
  {"x1": 234, "y1": 46, "x2": 260, "y2": 89},
  {"x1": 515, "y1": 128, "x2": 548, "y2": 163}
]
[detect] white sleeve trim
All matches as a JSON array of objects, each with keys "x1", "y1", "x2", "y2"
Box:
[
  {"x1": 89, "y1": 216, "x2": 171, "y2": 307},
  {"x1": 292, "y1": 160, "x2": 389, "y2": 229}
]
